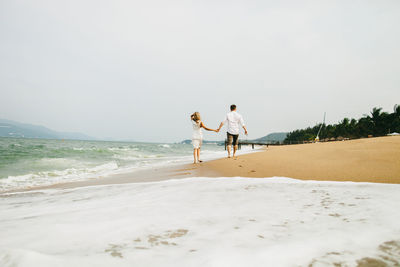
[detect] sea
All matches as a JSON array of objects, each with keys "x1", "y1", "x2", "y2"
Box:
[{"x1": 0, "y1": 137, "x2": 229, "y2": 192}]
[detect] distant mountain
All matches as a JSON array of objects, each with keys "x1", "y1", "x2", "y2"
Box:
[
  {"x1": 179, "y1": 132, "x2": 288, "y2": 145},
  {"x1": 254, "y1": 132, "x2": 288, "y2": 142},
  {"x1": 0, "y1": 119, "x2": 94, "y2": 140}
]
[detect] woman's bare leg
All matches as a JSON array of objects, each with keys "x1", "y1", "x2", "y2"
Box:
[
  {"x1": 197, "y1": 147, "x2": 202, "y2": 162},
  {"x1": 193, "y1": 149, "x2": 197, "y2": 163}
]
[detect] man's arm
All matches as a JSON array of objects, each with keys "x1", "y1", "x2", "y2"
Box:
[
  {"x1": 240, "y1": 115, "x2": 247, "y2": 135},
  {"x1": 217, "y1": 122, "x2": 224, "y2": 132},
  {"x1": 217, "y1": 115, "x2": 228, "y2": 132},
  {"x1": 243, "y1": 126, "x2": 248, "y2": 135}
]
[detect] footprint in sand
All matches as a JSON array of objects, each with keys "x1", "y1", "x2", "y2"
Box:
[
  {"x1": 105, "y1": 244, "x2": 126, "y2": 258},
  {"x1": 105, "y1": 229, "x2": 189, "y2": 258},
  {"x1": 145, "y1": 229, "x2": 188, "y2": 247}
]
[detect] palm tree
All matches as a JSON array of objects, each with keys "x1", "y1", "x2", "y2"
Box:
[
  {"x1": 283, "y1": 105, "x2": 400, "y2": 143},
  {"x1": 392, "y1": 104, "x2": 400, "y2": 133},
  {"x1": 394, "y1": 104, "x2": 400, "y2": 115},
  {"x1": 370, "y1": 107, "x2": 389, "y2": 136},
  {"x1": 357, "y1": 116, "x2": 372, "y2": 137}
]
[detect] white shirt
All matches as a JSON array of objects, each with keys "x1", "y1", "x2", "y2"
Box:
[{"x1": 223, "y1": 111, "x2": 245, "y2": 135}]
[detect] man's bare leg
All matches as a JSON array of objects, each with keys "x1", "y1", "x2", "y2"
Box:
[
  {"x1": 233, "y1": 145, "x2": 238, "y2": 158},
  {"x1": 227, "y1": 145, "x2": 231, "y2": 158}
]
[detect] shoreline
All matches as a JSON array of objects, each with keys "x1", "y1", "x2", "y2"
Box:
[
  {"x1": 0, "y1": 163, "x2": 202, "y2": 194},
  {"x1": 1, "y1": 143, "x2": 261, "y2": 194},
  {"x1": 2, "y1": 136, "x2": 399, "y2": 194}
]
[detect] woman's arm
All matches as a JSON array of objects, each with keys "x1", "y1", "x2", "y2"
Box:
[{"x1": 200, "y1": 122, "x2": 218, "y2": 132}]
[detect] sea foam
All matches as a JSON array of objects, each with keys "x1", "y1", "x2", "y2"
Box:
[{"x1": 1, "y1": 177, "x2": 399, "y2": 267}]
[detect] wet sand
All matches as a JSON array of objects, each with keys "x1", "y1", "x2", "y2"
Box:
[{"x1": 194, "y1": 136, "x2": 400, "y2": 184}]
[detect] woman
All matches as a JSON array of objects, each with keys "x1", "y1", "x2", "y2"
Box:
[{"x1": 190, "y1": 112, "x2": 218, "y2": 164}]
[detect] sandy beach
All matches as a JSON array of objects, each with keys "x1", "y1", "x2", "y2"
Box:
[
  {"x1": 194, "y1": 136, "x2": 400, "y2": 184},
  {"x1": 2, "y1": 137, "x2": 400, "y2": 266},
  {"x1": 2, "y1": 137, "x2": 400, "y2": 267}
]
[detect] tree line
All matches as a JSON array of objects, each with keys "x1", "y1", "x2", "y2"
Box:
[{"x1": 284, "y1": 105, "x2": 400, "y2": 144}]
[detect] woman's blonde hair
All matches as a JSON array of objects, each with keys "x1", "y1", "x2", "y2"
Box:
[{"x1": 191, "y1": 112, "x2": 201, "y2": 122}]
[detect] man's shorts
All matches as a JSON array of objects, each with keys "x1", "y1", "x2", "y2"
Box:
[{"x1": 227, "y1": 132, "x2": 239, "y2": 146}]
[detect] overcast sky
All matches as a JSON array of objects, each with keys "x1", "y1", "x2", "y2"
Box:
[{"x1": 1, "y1": 0, "x2": 399, "y2": 142}]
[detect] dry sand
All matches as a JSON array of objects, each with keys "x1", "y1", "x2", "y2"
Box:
[{"x1": 193, "y1": 135, "x2": 400, "y2": 184}]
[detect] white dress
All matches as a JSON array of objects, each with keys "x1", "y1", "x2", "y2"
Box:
[{"x1": 192, "y1": 120, "x2": 203, "y2": 149}]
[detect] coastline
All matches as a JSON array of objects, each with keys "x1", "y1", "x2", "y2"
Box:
[
  {"x1": 1, "y1": 164, "x2": 200, "y2": 193},
  {"x1": 2, "y1": 136, "x2": 399, "y2": 194}
]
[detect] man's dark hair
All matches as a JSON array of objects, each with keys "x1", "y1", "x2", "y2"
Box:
[{"x1": 230, "y1": 104, "x2": 237, "y2": 111}]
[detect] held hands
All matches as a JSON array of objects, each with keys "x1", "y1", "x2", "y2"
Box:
[{"x1": 213, "y1": 127, "x2": 220, "y2": 133}]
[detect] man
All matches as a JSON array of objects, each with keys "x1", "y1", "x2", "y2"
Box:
[{"x1": 217, "y1": 104, "x2": 248, "y2": 158}]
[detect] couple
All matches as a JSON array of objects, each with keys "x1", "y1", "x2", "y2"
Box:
[{"x1": 190, "y1": 104, "x2": 248, "y2": 164}]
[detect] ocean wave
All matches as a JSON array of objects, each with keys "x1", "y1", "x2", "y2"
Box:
[
  {"x1": 0, "y1": 138, "x2": 230, "y2": 192},
  {"x1": 9, "y1": 143, "x2": 22, "y2": 147},
  {"x1": 0, "y1": 162, "x2": 119, "y2": 192},
  {"x1": 112, "y1": 155, "x2": 141, "y2": 161},
  {"x1": 159, "y1": 144, "x2": 171, "y2": 148},
  {"x1": 108, "y1": 147, "x2": 139, "y2": 152},
  {"x1": 36, "y1": 157, "x2": 82, "y2": 166}
]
